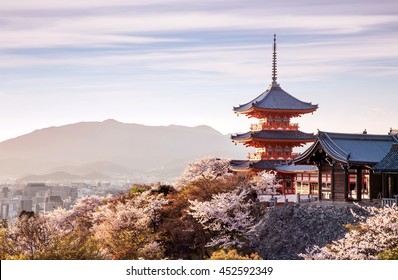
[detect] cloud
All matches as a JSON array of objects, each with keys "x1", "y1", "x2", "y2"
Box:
[
  {"x1": 0, "y1": 30, "x2": 184, "y2": 49},
  {"x1": 2, "y1": 0, "x2": 398, "y2": 12},
  {"x1": 1, "y1": 0, "x2": 397, "y2": 80},
  {"x1": 0, "y1": 0, "x2": 397, "y2": 141},
  {"x1": 2, "y1": 32, "x2": 398, "y2": 83},
  {"x1": 0, "y1": 3, "x2": 397, "y2": 50}
]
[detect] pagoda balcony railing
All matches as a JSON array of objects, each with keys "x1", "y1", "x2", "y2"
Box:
[
  {"x1": 250, "y1": 123, "x2": 299, "y2": 131},
  {"x1": 248, "y1": 152, "x2": 299, "y2": 161}
]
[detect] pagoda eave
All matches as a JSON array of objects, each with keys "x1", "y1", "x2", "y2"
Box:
[
  {"x1": 232, "y1": 137, "x2": 315, "y2": 144},
  {"x1": 251, "y1": 138, "x2": 314, "y2": 143},
  {"x1": 229, "y1": 166, "x2": 253, "y2": 172},
  {"x1": 233, "y1": 140, "x2": 315, "y2": 149},
  {"x1": 229, "y1": 159, "x2": 284, "y2": 172},
  {"x1": 235, "y1": 108, "x2": 317, "y2": 119}
]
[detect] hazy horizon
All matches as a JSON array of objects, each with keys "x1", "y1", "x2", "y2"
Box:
[
  {"x1": 2, "y1": 118, "x2": 397, "y2": 145},
  {"x1": 0, "y1": 119, "x2": 232, "y2": 142},
  {"x1": 1, "y1": 0, "x2": 398, "y2": 142},
  {"x1": 0, "y1": 119, "x2": 249, "y2": 181}
]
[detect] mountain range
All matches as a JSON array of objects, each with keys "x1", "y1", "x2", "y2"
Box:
[{"x1": 0, "y1": 119, "x2": 248, "y2": 182}]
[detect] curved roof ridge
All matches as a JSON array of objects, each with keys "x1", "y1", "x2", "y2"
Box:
[
  {"x1": 294, "y1": 131, "x2": 398, "y2": 166},
  {"x1": 324, "y1": 131, "x2": 396, "y2": 141},
  {"x1": 292, "y1": 140, "x2": 318, "y2": 164},
  {"x1": 373, "y1": 143, "x2": 398, "y2": 171},
  {"x1": 233, "y1": 88, "x2": 269, "y2": 111},
  {"x1": 261, "y1": 85, "x2": 316, "y2": 107},
  {"x1": 233, "y1": 84, "x2": 318, "y2": 113},
  {"x1": 319, "y1": 131, "x2": 350, "y2": 162},
  {"x1": 231, "y1": 131, "x2": 252, "y2": 138},
  {"x1": 231, "y1": 130, "x2": 316, "y2": 141}
]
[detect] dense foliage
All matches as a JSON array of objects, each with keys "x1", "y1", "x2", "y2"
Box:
[
  {"x1": 1, "y1": 157, "x2": 397, "y2": 260},
  {"x1": 0, "y1": 209, "x2": 104, "y2": 260},
  {"x1": 0, "y1": 157, "x2": 258, "y2": 259}
]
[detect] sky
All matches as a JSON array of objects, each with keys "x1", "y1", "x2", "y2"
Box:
[{"x1": 0, "y1": 0, "x2": 398, "y2": 142}]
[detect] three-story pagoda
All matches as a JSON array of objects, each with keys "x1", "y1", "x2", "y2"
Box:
[{"x1": 230, "y1": 35, "x2": 318, "y2": 194}]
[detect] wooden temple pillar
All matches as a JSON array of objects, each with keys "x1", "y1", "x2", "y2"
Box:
[
  {"x1": 343, "y1": 166, "x2": 349, "y2": 201},
  {"x1": 356, "y1": 167, "x2": 362, "y2": 201},
  {"x1": 331, "y1": 164, "x2": 335, "y2": 201},
  {"x1": 369, "y1": 170, "x2": 382, "y2": 200},
  {"x1": 317, "y1": 164, "x2": 322, "y2": 201},
  {"x1": 382, "y1": 174, "x2": 388, "y2": 198},
  {"x1": 388, "y1": 175, "x2": 393, "y2": 198}
]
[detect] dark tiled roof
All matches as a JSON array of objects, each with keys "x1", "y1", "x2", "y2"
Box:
[
  {"x1": 229, "y1": 159, "x2": 284, "y2": 171},
  {"x1": 294, "y1": 131, "x2": 398, "y2": 165},
  {"x1": 251, "y1": 160, "x2": 285, "y2": 170},
  {"x1": 230, "y1": 159, "x2": 316, "y2": 173},
  {"x1": 276, "y1": 164, "x2": 317, "y2": 172},
  {"x1": 229, "y1": 160, "x2": 251, "y2": 170},
  {"x1": 373, "y1": 144, "x2": 398, "y2": 171},
  {"x1": 231, "y1": 130, "x2": 315, "y2": 141},
  {"x1": 233, "y1": 84, "x2": 318, "y2": 113}
]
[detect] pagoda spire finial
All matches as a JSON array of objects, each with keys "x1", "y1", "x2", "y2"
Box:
[{"x1": 272, "y1": 33, "x2": 278, "y2": 86}]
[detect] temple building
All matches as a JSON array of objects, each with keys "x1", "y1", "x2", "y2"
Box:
[
  {"x1": 293, "y1": 131, "x2": 398, "y2": 202},
  {"x1": 373, "y1": 143, "x2": 398, "y2": 201},
  {"x1": 230, "y1": 35, "x2": 318, "y2": 194}
]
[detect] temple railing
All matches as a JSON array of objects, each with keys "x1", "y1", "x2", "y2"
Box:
[
  {"x1": 248, "y1": 152, "x2": 299, "y2": 161},
  {"x1": 381, "y1": 197, "x2": 398, "y2": 207},
  {"x1": 258, "y1": 194, "x2": 318, "y2": 208},
  {"x1": 250, "y1": 123, "x2": 299, "y2": 131}
]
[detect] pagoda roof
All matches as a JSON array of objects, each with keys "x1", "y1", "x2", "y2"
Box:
[
  {"x1": 230, "y1": 159, "x2": 284, "y2": 171},
  {"x1": 231, "y1": 130, "x2": 315, "y2": 143},
  {"x1": 275, "y1": 164, "x2": 317, "y2": 173},
  {"x1": 294, "y1": 131, "x2": 398, "y2": 165},
  {"x1": 233, "y1": 83, "x2": 318, "y2": 115},
  {"x1": 229, "y1": 159, "x2": 317, "y2": 173},
  {"x1": 373, "y1": 143, "x2": 398, "y2": 172}
]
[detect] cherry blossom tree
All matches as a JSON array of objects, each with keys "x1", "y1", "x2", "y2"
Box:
[
  {"x1": 251, "y1": 170, "x2": 280, "y2": 195},
  {"x1": 0, "y1": 212, "x2": 56, "y2": 259},
  {"x1": 300, "y1": 205, "x2": 398, "y2": 260},
  {"x1": 0, "y1": 210, "x2": 104, "y2": 260},
  {"x1": 188, "y1": 187, "x2": 255, "y2": 249},
  {"x1": 0, "y1": 192, "x2": 169, "y2": 260},
  {"x1": 91, "y1": 191, "x2": 167, "y2": 259},
  {"x1": 49, "y1": 195, "x2": 107, "y2": 233},
  {"x1": 175, "y1": 157, "x2": 232, "y2": 189}
]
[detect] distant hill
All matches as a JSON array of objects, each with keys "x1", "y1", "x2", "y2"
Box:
[{"x1": 0, "y1": 120, "x2": 247, "y2": 182}]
